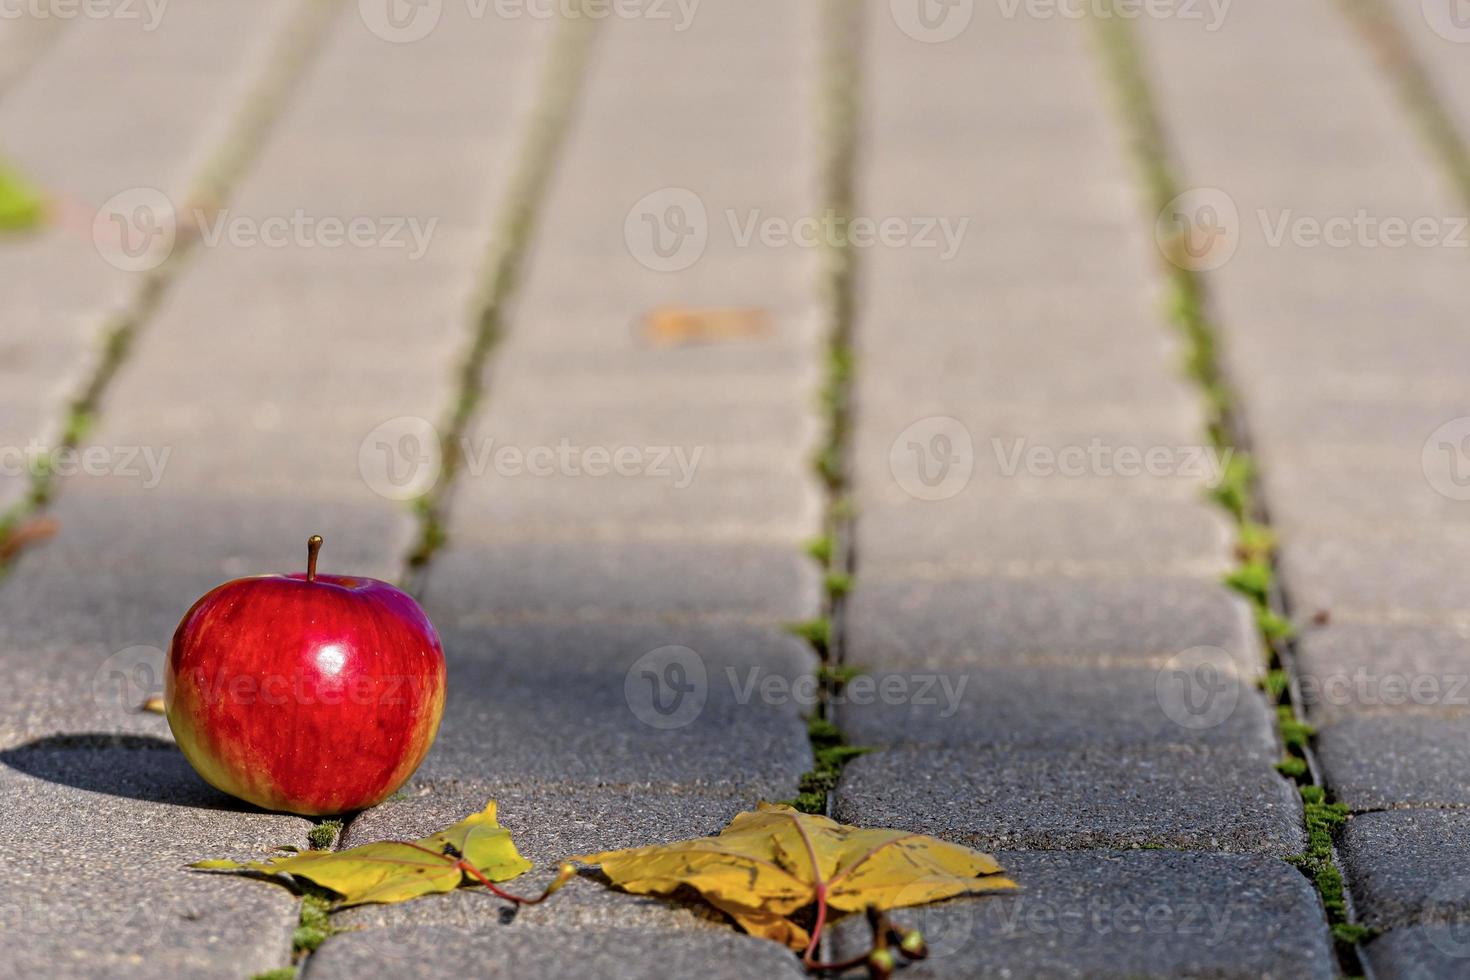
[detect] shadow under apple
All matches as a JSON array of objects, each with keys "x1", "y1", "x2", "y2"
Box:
[{"x1": 0, "y1": 732, "x2": 261, "y2": 812}]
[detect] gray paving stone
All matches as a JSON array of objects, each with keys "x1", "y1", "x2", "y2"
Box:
[
  {"x1": 0, "y1": 0, "x2": 301, "y2": 514},
  {"x1": 0, "y1": 736, "x2": 307, "y2": 979},
  {"x1": 0, "y1": 9, "x2": 558, "y2": 980},
  {"x1": 1297, "y1": 622, "x2": 1470, "y2": 725},
  {"x1": 0, "y1": 0, "x2": 554, "y2": 748},
  {"x1": 424, "y1": 0, "x2": 824, "y2": 622},
  {"x1": 425, "y1": 538, "x2": 820, "y2": 623},
  {"x1": 835, "y1": 662, "x2": 1277, "y2": 755},
  {"x1": 1383, "y1": 0, "x2": 1470, "y2": 144},
  {"x1": 833, "y1": 745, "x2": 1304, "y2": 856},
  {"x1": 1339, "y1": 809, "x2": 1470, "y2": 932},
  {"x1": 846, "y1": 575, "x2": 1259, "y2": 667},
  {"x1": 1365, "y1": 925, "x2": 1470, "y2": 980},
  {"x1": 0, "y1": 10, "x2": 66, "y2": 97},
  {"x1": 827, "y1": 850, "x2": 1335, "y2": 980},
  {"x1": 306, "y1": 923, "x2": 807, "y2": 980},
  {"x1": 1260, "y1": 455, "x2": 1470, "y2": 537},
  {"x1": 1277, "y1": 531, "x2": 1470, "y2": 620},
  {"x1": 1316, "y1": 715, "x2": 1470, "y2": 809},
  {"x1": 410, "y1": 620, "x2": 812, "y2": 796},
  {"x1": 854, "y1": 495, "x2": 1233, "y2": 573}
]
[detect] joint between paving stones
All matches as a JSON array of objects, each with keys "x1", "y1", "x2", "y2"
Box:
[
  {"x1": 1088, "y1": 6, "x2": 1371, "y2": 974},
  {"x1": 780, "y1": 0, "x2": 869, "y2": 821},
  {"x1": 252, "y1": 816, "x2": 351, "y2": 980},
  {"x1": 0, "y1": 0, "x2": 345, "y2": 576},
  {"x1": 400, "y1": 9, "x2": 599, "y2": 592}
]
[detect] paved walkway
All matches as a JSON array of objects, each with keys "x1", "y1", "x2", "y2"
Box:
[{"x1": 1, "y1": 1, "x2": 1467, "y2": 977}]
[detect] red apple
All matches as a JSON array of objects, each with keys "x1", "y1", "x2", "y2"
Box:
[{"x1": 165, "y1": 535, "x2": 446, "y2": 815}]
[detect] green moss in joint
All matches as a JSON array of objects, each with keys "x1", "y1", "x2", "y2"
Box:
[
  {"x1": 1286, "y1": 788, "x2": 1357, "y2": 945},
  {"x1": 824, "y1": 572, "x2": 853, "y2": 598},
  {"x1": 251, "y1": 969, "x2": 297, "y2": 980},
  {"x1": 1210, "y1": 453, "x2": 1256, "y2": 522},
  {"x1": 817, "y1": 663, "x2": 862, "y2": 688},
  {"x1": 786, "y1": 618, "x2": 832, "y2": 656},
  {"x1": 782, "y1": 716, "x2": 871, "y2": 815},
  {"x1": 1277, "y1": 707, "x2": 1315, "y2": 751},
  {"x1": 1225, "y1": 559, "x2": 1273, "y2": 605},
  {"x1": 1256, "y1": 607, "x2": 1296, "y2": 642},
  {"x1": 1259, "y1": 669, "x2": 1291, "y2": 700},
  {"x1": 307, "y1": 818, "x2": 343, "y2": 851}
]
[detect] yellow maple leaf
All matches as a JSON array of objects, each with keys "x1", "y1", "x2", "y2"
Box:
[
  {"x1": 192, "y1": 800, "x2": 533, "y2": 906},
  {"x1": 575, "y1": 802, "x2": 1016, "y2": 957}
]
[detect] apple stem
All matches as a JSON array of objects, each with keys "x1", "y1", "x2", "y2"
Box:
[{"x1": 306, "y1": 535, "x2": 323, "y2": 582}]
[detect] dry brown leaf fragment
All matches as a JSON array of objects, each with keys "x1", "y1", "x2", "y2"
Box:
[
  {"x1": 0, "y1": 516, "x2": 59, "y2": 563},
  {"x1": 641, "y1": 307, "x2": 771, "y2": 346}
]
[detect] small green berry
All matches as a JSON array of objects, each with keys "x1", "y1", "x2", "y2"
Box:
[{"x1": 868, "y1": 947, "x2": 896, "y2": 978}]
